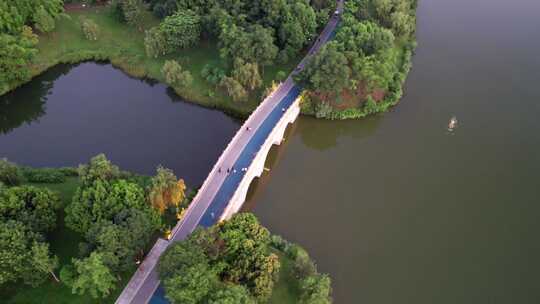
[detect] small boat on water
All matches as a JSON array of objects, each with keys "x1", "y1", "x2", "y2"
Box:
[{"x1": 448, "y1": 116, "x2": 458, "y2": 131}]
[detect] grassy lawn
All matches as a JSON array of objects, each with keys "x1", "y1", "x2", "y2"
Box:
[
  {"x1": 0, "y1": 177, "x2": 135, "y2": 304},
  {"x1": 268, "y1": 250, "x2": 301, "y2": 304},
  {"x1": 4, "y1": 4, "x2": 299, "y2": 117}
]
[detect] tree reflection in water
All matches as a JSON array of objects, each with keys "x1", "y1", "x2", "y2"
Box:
[{"x1": 0, "y1": 64, "x2": 73, "y2": 135}]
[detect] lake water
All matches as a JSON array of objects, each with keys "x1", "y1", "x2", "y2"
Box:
[
  {"x1": 246, "y1": 0, "x2": 540, "y2": 303},
  {"x1": 0, "y1": 63, "x2": 240, "y2": 186},
  {"x1": 2, "y1": 0, "x2": 540, "y2": 303}
]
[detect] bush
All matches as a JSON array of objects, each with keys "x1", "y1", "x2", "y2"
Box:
[
  {"x1": 315, "y1": 102, "x2": 333, "y2": 118},
  {"x1": 0, "y1": 158, "x2": 22, "y2": 186},
  {"x1": 59, "y1": 264, "x2": 76, "y2": 287},
  {"x1": 293, "y1": 247, "x2": 316, "y2": 279},
  {"x1": 81, "y1": 18, "x2": 99, "y2": 41},
  {"x1": 58, "y1": 167, "x2": 79, "y2": 177},
  {"x1": 21, "y1": 167, "x2": 66, "y2": 183},
  {"x1": 161, "y1": 60, "x2": 193, "y2": 88}
]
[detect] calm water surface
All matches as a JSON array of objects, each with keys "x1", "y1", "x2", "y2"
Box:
[
  {"x1": 247, "y1": 0, "x2": 540, "y2": 303},
  {"x1": 0, "y1": 63, "x2": 240, "y2": 186},
  {"x1": 2, "y1": 0, "x2": 540, "y2": 303}
]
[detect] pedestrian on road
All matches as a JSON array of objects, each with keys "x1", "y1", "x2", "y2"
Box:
[
  {"x1": 227, "y1": 168, "x2": 230, "y2": 174},
  {"x1": 218, "y1": 167, "x2": 221, "y2": 173}
]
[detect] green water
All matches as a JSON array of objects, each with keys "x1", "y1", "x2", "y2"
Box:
[{"x1": 247, "y1": 0, "x2": 540, "y2": 303}]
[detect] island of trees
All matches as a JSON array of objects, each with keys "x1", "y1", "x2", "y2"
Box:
[{"x1": 1, "y1": 0, "x2": 416, "y2": 119}]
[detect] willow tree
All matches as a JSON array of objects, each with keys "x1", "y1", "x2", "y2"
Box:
[{"x1": 148, "y1": 166, "x2": 186, "y2": 214}]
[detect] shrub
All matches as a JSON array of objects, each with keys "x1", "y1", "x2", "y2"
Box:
[
  {"x1": 58, "y1": 167, "x2": 78, "y2": 177},
  {"x1": 20, "y1": 167, "x2": 66, "y2": 183},
  {"x1": 0, "y1": 158, "x2": 22, "y2": 186},
  {"x1": 293, "y1": 247, "x2": 316, "y2": 279},
  {"x1": 220, "y1": 76, "x2": 247, "y2": 102},
  {"x1": 160, "y1": 10, "x2": 201, "y2": 49},
  {"x1": 315, "y1": 102, "x2": 333, "y2": 118},
  {"x1": 81, "y1": 18, "x2": 99, "y2": 41},
  {"x1": 144, "y1": 27, "x2": 167, "y2": 58},
  {"x1": 59, "y1": 264, "x2": 76, "y2": 287},
  {"x1": 161, "y1": 60, "x2": 193, "y2": 88}
]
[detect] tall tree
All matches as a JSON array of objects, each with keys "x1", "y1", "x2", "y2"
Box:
[
  {"x1": 0, "y1": 185, "x2": 60, "y2": 233},
  {"x1": 0, "y1": 221, "x2": 52, "y2": 286},
  {"x1": 232, "y1": 60, "x2": 262, "y2": 91},
  {"x1": 71, "y1": 252, "x2": 117, "y2": 299},
  {"x1": 31, "y1": 242, "x2": 60, "y2": 283},
  {"x1": 294, "y1": 42, "x2": 351, "y2": 94},
  {"x1": 148, "y1": 166, "x2": 186, "y2": 214},
  {"x1": 161, "y1": 60, "x2": 193, "y2": 88}
]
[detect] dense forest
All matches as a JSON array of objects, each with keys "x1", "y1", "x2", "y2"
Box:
[
  {"x1": 295, "y1": 0, "x2": 418, "y2": 119},
  {"x1": 141, "y1": 0, "x2": 334, "y2": 101},
  {"x1": 0, "y1": 155, "x2": 187, "y2": 300}
]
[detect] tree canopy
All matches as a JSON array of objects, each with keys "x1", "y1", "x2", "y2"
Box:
[
  {"x1": 294, "y1": 0, "x2": 417, "y2": 117},
  {"x1": 0, "y1": 0, "x2": 63, "y2": 88},
  {"x1": 159, "y1": 213, "x2": 281, "y2": 303}
]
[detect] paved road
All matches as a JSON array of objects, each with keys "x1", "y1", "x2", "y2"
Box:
[{"x1": 118, "y1": 2, "x2": 344, "y2": 303}]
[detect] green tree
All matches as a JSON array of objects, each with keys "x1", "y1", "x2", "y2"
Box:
[
  {"x1": 294, "y1": 42, "x2": 351, "y2": 94},
  {"x1": 219, "y1": 24, "x2": 278, "y2": 68},
  {"x1": 162, "y1": 264, "x2": 216, "y2": 304},
  {"x1": 0, "y1": 30, "x2": 38, "y2": 84},
  {"x1": 77, "y1": 154, "x2": 120, "y2": 187},
  {"x1": 299, "y1": 274, "x2": 332, "y2": 304},
  {"x1": 0, "y1": 158, "x2": 22, "y2": 186},
  {"x1": 65, "y1": 179, "x2": 159, "y2": 234},
  {"x1": 160, "y1": 10, "x2": 201, "y2": 49},
  {"x1": 0, "y1": 221, "x2": 51, "y2": 286},
  {"x1": 81, "y1": 18, "x2": 99, "y2": 41},
  {"x1": 161, "y1": 60, "x2": 193, "y2": 88},
  {"x1": 159, "y1": 241, "x2": 217, "y2": 304},
  {"x1": 34, "y1": 6, "x2": 55, "y2": 33},
  {"x1": 207, "y1": 284, "x2": 255, "y2": 304},
  {"x1": 220, "y1": 76, "x2": 247, "y2": 102},
  {"x1": 219, "y1": 213, "x2": 280, "y2": 301},
  {"x1": 232, "y1": 60, "x2": 262, "y2": 91},
  {"x1": 0, "y1": 185, "x2": 60, "y2": 233},
  {"x1": 148, "y1": 166, "x2": 186, "y2": 214},
  {"x1": 201, "y1": 63, "x2": 225, "y2": 88},
  {"x1": 71, "y1": 252, "x2": 117, "y2": 298},
  {"x1": 114, "y1": 0, "x2": 144, "y2": 28},
  {"x1": 31, "y1": 241, "x2": 60, "y2": 282},
  {"x1": 144, "y1": 26, "x2": 168, "y2": 58},
  {"x1": 87, "y1": 209, "x2": 159, "y2": 271},
  {"x1": 390, "y1": 11, "x2": 415, "y2": 37}
]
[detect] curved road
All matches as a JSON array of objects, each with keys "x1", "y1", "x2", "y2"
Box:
[{"x1": 117, "y1": 1, "x2": 344, "y2": 303}]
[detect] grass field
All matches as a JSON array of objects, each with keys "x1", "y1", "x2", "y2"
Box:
[{"x1": 3, "y1": 5, "x2": 299, "y2": 117}]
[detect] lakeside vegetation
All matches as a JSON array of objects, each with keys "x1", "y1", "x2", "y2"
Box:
[
  {"x1": 159, "y1": 213, "x2": 332, "y2": 304},
  {"x1": 0, "y1": 157, "x2": 329, "y2": 303},
  {"x1": 0, "y1": 0, "x2": 334, "y2": 117},
  {"x1": 1, "y1": 0, "x2": 417, "y2": 120},
  {"x1": 296, "y1": 0, "x2": 418, "y2": 119},
  {"x1": 0, "y1": 156, "x2": 188, "y2": 303}
]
